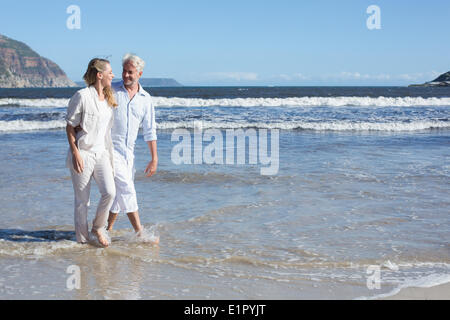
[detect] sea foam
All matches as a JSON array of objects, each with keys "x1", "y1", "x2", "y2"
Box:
[
  {"x1": 0, "y1": 119, "x2": 66, "y2": 132},
  {"x1": 356, "y1": 273, "x2": 450, "y2": 300},
  {"x1": 1, "y1": 96, "x2": 450, "y2": 108},
  {"x1": 152, "y1": 96, "x2": 450, "y2": 108},
  {"x1": 0, "y1": 98, "x2": 70, "y2": 108},
  {"x1": 1, "y1": 119, "x2": 449, "y2": 133},
  {"x1": 157, "y1": 120, "x2": 450, "y2": 131}
]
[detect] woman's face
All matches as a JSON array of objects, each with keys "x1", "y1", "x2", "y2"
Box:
[{"x1": 99, "y1": 63, "x2": 114, "y2": 87}]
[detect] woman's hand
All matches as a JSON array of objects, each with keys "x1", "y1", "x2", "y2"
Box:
[
  {"x1": 66, "y1": 124, "x2": 84, "y2": 173},
  {"x1": 72, "y1": 149, "x2": 84, "y2": 173}
]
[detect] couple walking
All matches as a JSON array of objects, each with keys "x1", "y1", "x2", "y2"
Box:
[{"x1": 65, "y1": 54, "x2": 158, "y2": 247}]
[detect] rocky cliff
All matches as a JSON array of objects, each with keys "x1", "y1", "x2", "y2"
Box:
[
  {"x1": 409, "y1": 71, "x2": 450, "y2": 87},
  {"x1": 0, "y1": 34, "x2": 76, "y2": 88},
  {"x1": 432, "y1": 71, "x2": 450, "y2": 83}
]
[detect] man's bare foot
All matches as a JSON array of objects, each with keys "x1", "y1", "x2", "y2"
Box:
[
  {"x1": 107, "y1": 212, "x2": 118, "y2": 232},
  {"x1": 92, "y1": 229, "x2": 109, "y2": 247}
]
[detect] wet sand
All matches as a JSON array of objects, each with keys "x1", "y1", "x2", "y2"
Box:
[{"x1": 380, "y1": 282, "x2": 450, "y2": 300}]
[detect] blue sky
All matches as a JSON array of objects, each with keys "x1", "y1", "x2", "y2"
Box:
[{"x1": 0, "y1": 0, "x2": 449, "y2": 86}]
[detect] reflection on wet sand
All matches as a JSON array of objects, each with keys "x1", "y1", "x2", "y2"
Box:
[{"x1": 69, "y1": 235, "x2": 160, "y2": 299}]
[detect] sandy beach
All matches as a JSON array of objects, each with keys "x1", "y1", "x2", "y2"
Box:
[
  {"x1": 1, "y1": 86, "x2": 449, "y2": 299},
  {"x1": 380, "y1": 282, "x2": 450, "y2": 300}
]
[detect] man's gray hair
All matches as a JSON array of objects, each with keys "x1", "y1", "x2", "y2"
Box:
[{"x1": 122, "y1": 53, "x2": 145, "y2": 73}]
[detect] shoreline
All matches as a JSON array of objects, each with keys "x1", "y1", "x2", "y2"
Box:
[{"x1": 377, "y1": 282, "x2": 450, "y2": 300}]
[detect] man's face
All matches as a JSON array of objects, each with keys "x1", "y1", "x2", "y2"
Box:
[{"x1": 122, "y1": 61, "x2": 142, "y2": 87}]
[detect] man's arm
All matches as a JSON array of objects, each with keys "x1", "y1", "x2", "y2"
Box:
[
  {"x1": 144, "y1": 140, "x2": 158, "y2": 177},
  {"x1": 142, "y1": 96, "x2": 158, "y2": 177}
]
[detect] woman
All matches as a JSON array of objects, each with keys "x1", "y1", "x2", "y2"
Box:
[{"x1": 65, "y1": 58, "x2": 118, "y2": 247}]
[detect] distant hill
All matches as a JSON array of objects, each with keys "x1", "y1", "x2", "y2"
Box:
[
  {"x1": 409, "y1": 71, "x2": 450, "y2": 87},
  {"x1": 0, "y1": 34, "x2": 76, "y2": 88},
  {"x1": 76, "y1": 78, "x2": 182, "y2": 87},
  {"x1": 139, "y1": 78, "x2": 182, "y2": 87}
]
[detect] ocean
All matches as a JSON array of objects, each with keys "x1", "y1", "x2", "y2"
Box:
[{"x1": 0, "y1": 86, "x2": 449, "y2": 299}]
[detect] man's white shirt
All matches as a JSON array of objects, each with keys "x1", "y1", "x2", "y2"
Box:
[{"x1": 111, "y1": 81, "x2": 157, "y2": 163}]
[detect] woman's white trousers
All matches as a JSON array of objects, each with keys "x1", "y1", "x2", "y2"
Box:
[{"x1": 69, "y1": 151, "x2": 116, "y2": 243}]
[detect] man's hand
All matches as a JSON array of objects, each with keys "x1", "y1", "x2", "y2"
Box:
[
  {"x1": 145, "y1": 140, "x2": 158, "y2": 177},
  {"x1": 145, "y1": 158, "x2": 158, "y2": 177}
]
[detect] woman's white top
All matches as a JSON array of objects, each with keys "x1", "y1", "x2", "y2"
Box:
[
  {"x1": 90, "y1": 99, "x2": 111, "y2": 155},
  {"x1": 65, "y1": 86, "x2": 115, "y2": 171}
]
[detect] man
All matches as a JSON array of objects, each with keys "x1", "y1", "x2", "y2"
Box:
[{"x1": 106, "y1": 53, "x2": 158, "y2": 241}]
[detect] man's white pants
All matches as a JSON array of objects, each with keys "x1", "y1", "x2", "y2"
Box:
[
  {"x1": 69, "y1": 151, "x2": 116, "y2": 243},
  {"x1": 110, "y1": 150, "x2": 139, "y2": 214}
]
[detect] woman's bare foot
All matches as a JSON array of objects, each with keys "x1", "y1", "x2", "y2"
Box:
[
  {"x1": 151, "y1": 236, "x2": 160, "y2": 245},
  {"x1": 136, "y1": 229, "x2": 160, "y2": 245},
  {"x1": 92, "y1": 229, "x2": 109, "y2": 247}
]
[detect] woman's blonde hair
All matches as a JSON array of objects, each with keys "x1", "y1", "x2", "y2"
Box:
[{"x1": 83, "y1": 58, "x2": 117, "y2": 107}]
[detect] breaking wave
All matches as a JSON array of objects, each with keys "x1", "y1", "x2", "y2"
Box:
[
  {"x1": 1, "y1": 119, "x2": 449, "y2": 133},
  {"x1": 1, "y1": 96, "x2": 450, "y2": 108}
]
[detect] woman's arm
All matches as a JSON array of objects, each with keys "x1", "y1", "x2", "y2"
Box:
[{"x1": 66, "y1": 124, "x2": 84, "y2": 173}]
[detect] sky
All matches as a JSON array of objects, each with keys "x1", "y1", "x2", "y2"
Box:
[{"x1": 0, "y1": 0, "x2": 449, "y2": 86}]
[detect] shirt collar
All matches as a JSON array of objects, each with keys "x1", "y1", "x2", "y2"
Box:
[{"x1": 118, "y1": 80, "x2": 146, "y2": 97}]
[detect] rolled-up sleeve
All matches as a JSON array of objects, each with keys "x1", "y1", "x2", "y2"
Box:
[
  {"x1": 66, "y1": 91, "x2": 83, "y2": 127},
  {"x1": 142, "y1": 97, "x2": 157, "y2": 141}
]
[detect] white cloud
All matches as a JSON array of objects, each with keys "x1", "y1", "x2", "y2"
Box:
[
  {"x1": 205, "y1": 72, "x2": 259, "y2": 81},
  {"x1": 316, "y1": 71, "x2": 447, "y2": 83},
  {"x1": 274, "y1": 73, "x2": 310, "y2": 81},
  {"x1": 397, "y1": 71, "x2": 442, "y2": 82},
  {"x1": 322, "y1": 72, "x2": 391, "y2": 81},
  {"x1": 193, "y1": 70, "x2": 445, "y2": 85}
]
